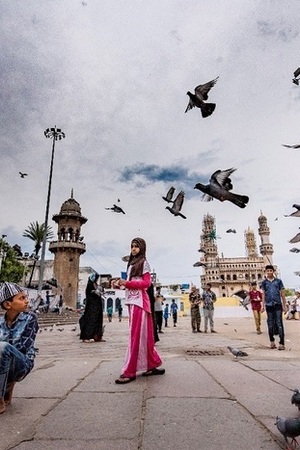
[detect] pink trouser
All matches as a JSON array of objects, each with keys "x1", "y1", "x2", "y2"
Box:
[{"x1": 122, "y1": 304, "x2": 162, "y2": 378}]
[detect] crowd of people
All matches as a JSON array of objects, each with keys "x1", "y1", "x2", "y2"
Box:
[{"x1": 0, "y1": 244, "x2": 296, "y2": 413}]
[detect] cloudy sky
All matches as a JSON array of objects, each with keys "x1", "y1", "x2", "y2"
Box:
[{"x1": 1, "y1": 0, "x2": 300, "y2": 288}]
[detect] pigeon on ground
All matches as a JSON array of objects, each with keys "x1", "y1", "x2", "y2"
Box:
[
  {"x1": 291, "y1": 389, "x2": 300, "y2": 412},
  {"x1": 194, "y1": 168, "x2": 249, "y2": 209},
  {"x1": 193, "y1": 261, "x2": 207, "y2": 267},
  {"x1": 275, "y1": 416, "x2": 300, "y2": 449},
  {"x1": 226, "y1": 229, "x2": 236, "y2": 233},
  {"x1": 289, "y1": 233, "x2": 300, "y2": 244},
  {"x1": 282, "y1": 144, "x2": 300, "y2": 149},
  {"x1": 162, "y1": 186, "x2": 175, "y2": 203},
  {"x1": 285, "y1": 205, "x2": 300, "y2": 218},
  {"x1": 185, "y1": 77, "x2": 219, "y2": 118},
  {"x1": 71, "y1": 326, "x2": 77, "y2": 332},
  {"x1": 19, "y1": 172, "x2": 28, "y2": 178},
  {"x1": 293, "y1": 67, "x2": 300, "y2": 85},
  {"x1": 165, "y1": 191, "x2": 187, "y2": 219},
  {"x1": 290, "y1": 248, "x2": 300, "y2": 253},
  {"x1": 105, "y1": 204, "x2": 125, "y2": 214},
  {"x1": 227, "y1": 346, "x2": 248, "y2": 358}
]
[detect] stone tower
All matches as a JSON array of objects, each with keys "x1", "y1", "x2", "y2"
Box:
[
  {"x1": 49, "y1": 191, "x2": 87, "y2": 309},
  {"x1": 258, "y1": 212, "x2": 273, "y2": 266},
  {"x1": 200, "y1": 214, "x2": 220, "y2": 287},
  {"x1": 245, "y1": 227, "x2": 258, "y2": 258}
]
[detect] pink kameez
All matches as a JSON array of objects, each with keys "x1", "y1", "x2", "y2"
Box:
[{"x1": 122, "y1": 266, "x2": 162, "y2": 378}]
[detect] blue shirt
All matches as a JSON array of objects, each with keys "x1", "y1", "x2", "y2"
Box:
[
  {"x1": 0, "y1": 311, "x2": 39, "y2": 368},
  {"x1": 261, "y1": 277, "x2": 284, "y2": 306},
  {"x1": 170, "y1": 303, "x2": 178, "y2": 314}
]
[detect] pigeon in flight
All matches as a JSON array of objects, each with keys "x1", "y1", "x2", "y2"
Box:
[
  {"x1": 105, "y1": 204, "x2": 125, "y2": 214},
  {"x1": 226, "y1": 229, "x2": 236, "y2": 233},
  {"x1": 227, "y1": 346, "x2": 248, "y2": 358},
  {"x1": 275, "y1": 416, "x2": 300, "y2": 449},
  {"x1": 293, "y1": 67, "x2": 300, "y2": 85},
  {"x1": 122, "y1": 255, "x2": 130, "y2": 262},
  {"x1": 194, "y1": 168, "x2": 249, "y2": 209},
  {"x1": 290, "y1": 248, "x2": 300, "y2": 253},
  {"x1": 165, "y1": 191, "x2": 187, "y2": 219},
  {"x1": 162, "y1": 186, "x2": 175, "y2": 203},
  {"x1": 198, "y1": 247, "x2": 207, "y2": 253},
  {"x1": 185, "y1": 76, "x2": 219, "y2": 118},
  {"x1": 291, "y1": 389, "x2": 300, "y2": 411},
  {"x1": 193, "y1": 261, "x2": 206, "y2": 267},
  {"x1": 289, "y1": 232, "x2": 300, "y2": 244},
  {"x1": 19, "y1": 172, "x2": 28, "y2": 178},
  {"x1": 285, "y1": 205, "x2": 300, "y2": 218},
  {"x1": 282, "y1": 143, "x2": 300, "y2": 149}
]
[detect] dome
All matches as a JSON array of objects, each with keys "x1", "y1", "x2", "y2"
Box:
[
  {"x1": 258, "y1": 211, "x2": 267, "y2": 224},
  {"x1": 60, "y1": 197, "x2": 81, "y2": 216}
]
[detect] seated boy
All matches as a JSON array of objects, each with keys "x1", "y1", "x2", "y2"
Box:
[{"x1": 0, "y1": 282, "x2": 38, "y2": 413}]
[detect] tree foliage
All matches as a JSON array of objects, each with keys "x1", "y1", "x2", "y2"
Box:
[
  {"x1": 23, "y1": 221, "x2": 54, "y2": 256},
  {"x1": 0, "y1": 240, "x2": 25, "y2": 283}
]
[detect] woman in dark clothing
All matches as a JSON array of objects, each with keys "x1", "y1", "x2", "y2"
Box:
[
  {"x1": 79, "y1": 272, "x2": 105, "y2": 343},
  {"x1": 147, "y1": 283, "x2": 160, "y2": 343}
]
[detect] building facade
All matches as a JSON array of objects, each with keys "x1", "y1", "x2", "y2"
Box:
[{"x1": 199, "y1": 213, "x2": 275, "y2": 297}]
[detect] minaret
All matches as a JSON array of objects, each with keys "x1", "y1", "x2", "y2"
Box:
[
  {"x1": 200, "y1": 214, "x2": 218, "y2": 259},
  {"x1": 200, "y1": 214, "x2": 219, "y2": 287},
  {"x1": 245, "y1": 227, "x2": 258, "y2": 258},
  {"x1": 49, "y1": 191, "x2": 87, "y2": 309},
  {"x1": 258, "y1": 211, "x2": 273, "y2": 265}
]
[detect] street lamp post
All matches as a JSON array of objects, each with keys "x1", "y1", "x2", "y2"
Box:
[{"x1": 38, "y1": 127, "x2": 65, "y2": 292}]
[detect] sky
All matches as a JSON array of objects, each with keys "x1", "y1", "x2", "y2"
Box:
[{"x1": 1, "y1": 0, "x2": 300, "y2": 289}]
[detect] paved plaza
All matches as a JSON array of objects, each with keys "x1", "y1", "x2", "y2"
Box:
[{"x1": 1, "y1": 314, "x2": 300, "y2": 449}]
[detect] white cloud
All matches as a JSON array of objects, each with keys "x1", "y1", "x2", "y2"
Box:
[{"x1": 1, "y1": 0, "x2": 300, "y2": 289}]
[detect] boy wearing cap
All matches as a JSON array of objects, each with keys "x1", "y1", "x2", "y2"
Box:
[{"x1": 0, "y1": 282, "x2": 38, "y2": 413}]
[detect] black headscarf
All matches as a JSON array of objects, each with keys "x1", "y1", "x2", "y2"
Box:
[{"x1": 127, "y1": 237, "x2": 146, "y2": 280}]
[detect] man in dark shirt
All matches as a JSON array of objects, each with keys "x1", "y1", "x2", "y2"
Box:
[{"x1": 261, "y1": 265, "x2": 288, "y2": 350}]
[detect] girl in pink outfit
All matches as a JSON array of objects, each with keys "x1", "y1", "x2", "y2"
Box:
[{"x1": 115, "y1": 238, "x2": 165, "y2": 384}]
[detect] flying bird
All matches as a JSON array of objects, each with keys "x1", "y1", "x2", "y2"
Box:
[
  {"x1": 198, "y1": 247, "x2": 206, "y2": 253},
  {"x1": 290, "y1": 248, "x2": 300, "y2": 253},
  {"x1": 165, "y1": 191, "x2": 187, "y2": 219},
  {"x1": 105, "y1": 204, "x2": 125, "y2": 214},
  {"x1": 289, "y1": 233, "x2": 300, "y2": 244},
  {"x1": 282, "y1": 144, "x2": 300, "y2": 149},
  {"x1": 162, "y1": 186, "x2": 175, "y2": 203},
  {"x1": 293, "y1": 67, "x2": 300, "y2": 85},
  {"x1": 291, "y1": 389, "x2": 300, "y2": 412},
  {"x1": 194, "y1": 168, "x2": 249, "y2": 209},
  {"x1": 275, "y1": 416, "x2": 300, "y2": 449},
  {"x1": 226, "y1": 229, "x2": 236, "y2": 233},
  {"x1": 185, "y1": 76, "x2": 219, "y2": 118},
  {"x1": 19, "y1": 172, "x2": 28, "y2": 178},
  {"x1": 121, "y1": 255, "x2": 130, "y2": 262},
  {"x1": 193, "y1": 261, "x2": 207, "y2": 267},
  {"x1": 285, "y1": 205, "x2": 300, "y2": 218},
  {"x1": 227, "y1": 346, "x2": 248, "y2": 358}
]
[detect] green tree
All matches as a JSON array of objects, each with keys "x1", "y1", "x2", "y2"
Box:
[
  {"x1": 23, "y1": 221, "x2": 54, "y2": 287},
  {"x1": 0, "y1": 240, "x2": 24, "y2": 283}
]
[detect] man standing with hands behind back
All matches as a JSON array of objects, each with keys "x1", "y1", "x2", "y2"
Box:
[{"x1": 261, "y1": 265, "x2": 288, "y2": 350}]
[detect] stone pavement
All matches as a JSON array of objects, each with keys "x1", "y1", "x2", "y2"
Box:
[{"x1": 1, "y1": 314, "x2": 300, "y2": 450}]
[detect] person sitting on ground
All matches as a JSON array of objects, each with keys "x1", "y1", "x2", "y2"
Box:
[{"x1": 0, "y1": 282, "x2": 39, "y2": 414}]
